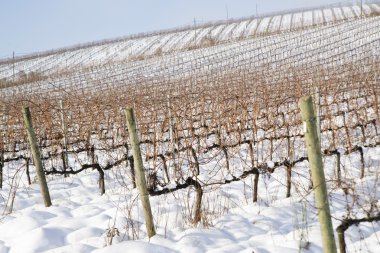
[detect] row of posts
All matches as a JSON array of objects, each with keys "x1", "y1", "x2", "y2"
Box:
[
  {"x1": 18, "y1": 93, "x2": 337, "y2": 250},
  {"x1": 20, "y1": 106, "x2": 156, "y2": 237}
]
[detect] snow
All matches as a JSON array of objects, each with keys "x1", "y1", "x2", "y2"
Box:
[
  {"x1": 0, "y1": 3, "x2": 376, "y2": 80},
  {"x1": 342, "y1": 7, "x2": 355, "y2": 19},
  {"x1": 268, "y1": 15, "x2": 282, "y2": 32},
  {"x1": 231, "y1": 20, "x2": 250, "y2": 39},
  {"x1": 322, "y1": 9, "x2": 335, "y2": 23},
  {"x1": 1, "y1": 2, "x2": 380, "y2": 253},
  {"x1": 313, "y1": 10, "x2": 324, "y2": 24},
  {"x1": 333, "y1": 8, "x2": 344, "y2": 20},
  {"x1": 280, "y1": 14, "x2": 292, "y2": 31},
  {"x1": 372, "y1": 4, "x2": 380, "y2": 13},
  {"x1": 217, "y1": 23, "x2": 238, "y2": 41},
  {"x1": 244, "y1": 19, "x2": 258, "y2": 36},
  {"x1": 0, "y1": 144, "x2": 379, "y2": 252},
  {"x1": 303, "y1": 11, "x2": 314, "y2": 27},
  {"x1": 352, "y1": 6, "x2": 362, "y2": 17},
  {"x1": 362, "y1": 4, "x2": 372, "y2": 16},
  {"x1": 292, "y1": 12, "x2": 304, "y2": 29},
  {"x1": 4, "y1": 14, "x2": 380, "y2": 98},
  {"x1": 255, "y1": 17, "x2": 272, "y2": 34},
  {"x1": 94, "y1": 240, "x2": 176, "y2": 253}
]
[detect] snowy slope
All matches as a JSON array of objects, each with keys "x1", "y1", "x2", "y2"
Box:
[
  {"x1": 1, "y1": 15, "x2": 380, "y2": 98},
  {"x1": 0, "y1": 3, "x2": 379, "y2": 80}
]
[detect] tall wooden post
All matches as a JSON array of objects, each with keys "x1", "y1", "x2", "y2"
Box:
[
  {"x1": 125, "y1": 108, "x2": 156, "y2": 238},
  {"x1": 59, "y1": 100, "x2": 69, "y2": 177},
  {"x1": 22, "y1": 107, "x2": 52, "y2": 207},
  {"x1": 299, "y1": 96, "x2": 337, "y2": 253}
]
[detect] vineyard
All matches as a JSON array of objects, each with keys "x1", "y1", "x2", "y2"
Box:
[{"x1": 0, "y1": 1, "x2": 380, "y2": 253}]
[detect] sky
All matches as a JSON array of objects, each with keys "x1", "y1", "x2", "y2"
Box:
[{"x1": 0, "y1": 0, "x2": 361, "y2": 59}]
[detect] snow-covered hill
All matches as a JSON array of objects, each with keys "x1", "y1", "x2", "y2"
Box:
[
  {"x1": 0, "y1": 2, "x2": 379, "y2": 81},
  {"x1": 1, "y1": 11, "x2": 380, "y2": 98}
]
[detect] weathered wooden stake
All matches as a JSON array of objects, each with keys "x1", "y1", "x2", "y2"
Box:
[
  {"x1": 299, "y1": 96, "x2": 337, "y2": 253},
  {"x1": 125, "y1": 108, "x2": 156, "y2": 238},
  {"x1": 127, "y1": 154, "x2": 137, "y2": 189},
  {"x1": 22, "y1": 106, "x2": 52, "y2": 207},
  {"x1": 59, "y1": 100, "x2": 69, "y2": 177}
]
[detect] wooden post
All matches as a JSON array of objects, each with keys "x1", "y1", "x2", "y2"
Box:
[
  {"x1": 299, "y1": 96, "x2": 337, "y2": 253},
  {"x1": 22, "y1": 107, "x2": 52, "y2": 207},
  {"x1": 124, "y1": 143, "x2": 136, "y2": 188},
  {"x1": 59, "y1": 100, "x2": 69, "y2": 177},
  {"x1": 125, "y1": 108, "x2": 156, "y2": 238},
  {"x1": 128, "y1": 156, "x2": 137, "y2": 189}
]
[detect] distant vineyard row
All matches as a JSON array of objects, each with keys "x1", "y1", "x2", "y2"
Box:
[{"x1": 1, "y1": 2, "x2": 380, "y2": 81}]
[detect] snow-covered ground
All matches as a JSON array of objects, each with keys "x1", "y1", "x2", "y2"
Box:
[{"x1": 0, "y1": 145, "x2": 379, "y2": 253}]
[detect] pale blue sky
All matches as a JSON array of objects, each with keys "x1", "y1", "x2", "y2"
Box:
[{"x1": 0, "y1": 0, "x2": 358, "y2": 58}]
